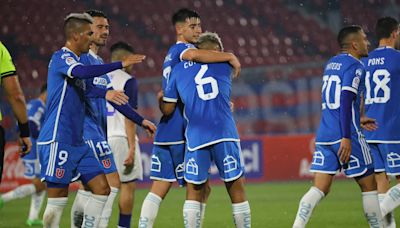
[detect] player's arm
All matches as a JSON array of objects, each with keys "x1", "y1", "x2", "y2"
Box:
[
  {"x1": 66, "y1": 54, "x2": 145, "y2": 79},
  {"x1": 182, "y1": 49, "x2": 241, "y2": 77},
  {"x1": 123, "y1": 78, "x2": 138, "y2": 169},
  {"x1": 160, "y1": 70, "x2": 179, "y2": 115},
  {"x1": 338, "y1": 66, "x2": 363, "y2": 163},
  {"x1": 2, "y1": 76, "x2": 32, "y2": 153},
  {"x1": 359, "y1": 91, "x2": 377, "y2": 131}
]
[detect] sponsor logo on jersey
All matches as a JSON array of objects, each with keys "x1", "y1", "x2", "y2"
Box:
[{"x1": 93, "y1": 77, "x2": 108, "y2": 86}]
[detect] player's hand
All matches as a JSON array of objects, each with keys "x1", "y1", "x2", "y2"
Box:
[
  {"x1": 106, "y1": 90, "x2": 129, "y2": 105},
  {"x1": 229, "y1": 54, "x2": 241, "y2": 78},
  {"x1": 360, "y1": 116, "x2": 378, "y2": 131},
  {"x1": 123, "y1": 150, "x2": 135, "y2": 175},
  {"x1": 338, "y1": 138, "x2": 351, "y2": 164},
  {"x1": 121, "y1": 54, "x2": 146, "y2": 67},
  {"x1": 19, "y1": 137, "x2": 32, "y2": 156},
  {"x1": 141, "y1": 119, "x2": 156, "y2": 137},
  {"x1": 157, "y1": 90, "x2": 164, "y2": 102}
]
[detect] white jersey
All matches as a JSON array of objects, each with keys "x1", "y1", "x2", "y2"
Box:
[{"x1": 107, "y1": 69, "x2": 139, "y2": 138}]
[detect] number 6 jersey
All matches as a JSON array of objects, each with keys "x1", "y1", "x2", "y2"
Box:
[
  {"x1": 363, "y1": 46, "x2": 400, "y2": 142},
  {"x1": 164, "y1": 61, "x2": 239, "y2": 151},
  {"x1": 315, "y1": 53, "x2": 365, "y2": 144}
]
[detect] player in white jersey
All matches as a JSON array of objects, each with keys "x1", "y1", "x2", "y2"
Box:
[
  {"x1": 38, "y1": 13, "x2": 146, "y2": 228},
  {"x1": 106, "y1": 41, "x2": 143, "y2": 228}
]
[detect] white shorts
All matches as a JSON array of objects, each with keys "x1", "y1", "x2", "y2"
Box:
[{"x1": 108, "y1": 136, "x2": 143, "y2": 182}]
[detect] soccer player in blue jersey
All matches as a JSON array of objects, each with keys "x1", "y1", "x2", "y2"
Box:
[
  {"x1": 0, "y1": 84, "x2": 47, "y2": 226},
  {"x1": 292, "y1": 25, "x2": 384, "y2": 228},
  {"x1": 160, "y1": 32, "x2": 251, "y2": 228},
  {"x1": 363, "y1": 17, "x2": 400, "y2": 227},
  {"x1": 37, "y1": 13, "x2": 148, "y2": 228},
  {"x1": 69, "y1": 10, "x2": 156, "y2": 228},
  {"x1": 138, "y1": 8, "x2": 241, "y2": 228}
]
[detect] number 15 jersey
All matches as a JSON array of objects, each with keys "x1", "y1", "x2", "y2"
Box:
[
  {"x1": 363, "y1": 46, "x2": 400, "y2": 142},
  {"x1": 316, "y1": 53, "x2": 365, "y2": 144}
]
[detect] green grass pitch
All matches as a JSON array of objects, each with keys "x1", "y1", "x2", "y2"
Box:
[{"x1": 0, "y1": 180, "x2": 398, "y2": 227}]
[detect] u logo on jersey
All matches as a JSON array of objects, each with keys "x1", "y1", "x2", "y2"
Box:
[
  {"x1": 102, "y1": 158, "x2": 111, "y2": 169},
  {"x1": 55, "y1": 168, "x2": 65, "y2": 179}
]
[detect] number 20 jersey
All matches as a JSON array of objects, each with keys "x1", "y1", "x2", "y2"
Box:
[
  {"x1": 363, "y1": 47, "x2": 400, "y2": 142},
  {"x1": 315, "y1": 53, "x2": 365, "y2": 144}
]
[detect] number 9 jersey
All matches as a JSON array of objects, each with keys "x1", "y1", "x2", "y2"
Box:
[
  {"x1": 363, "y1": 46, "x2": 400, "y2": 142},
  {"x1": 315, "y1": 53, "x2": 365, "y2": 144}
]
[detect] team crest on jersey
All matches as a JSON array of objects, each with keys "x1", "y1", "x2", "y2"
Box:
[
  {"x1": 102, "y1": 158, "x2": 111, "y2": 169},
  {"x1": 55, "y1": 168, "x2": 65, "y2": 178}
]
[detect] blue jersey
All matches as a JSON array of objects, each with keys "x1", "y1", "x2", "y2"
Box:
[
  {"x1": 154, "y1": 42, "x2": 195, "y2": 145},
  {"x1": 38, "y1": 47, "x2": 86, "y2": 145},
  {"x1": 164, "y1": 61, "x2": 239, "y2": 151},
  {"x1": 27, "y1": 98, "x2": 46, "y2": 137},
  {"x1": 363, "y1": 46, "x2": 400, "y2": 142},
  {"x1": 80, "y1": 50, "x2": 110, "y2": 140},
  {"x1": 316, "y1": 53, "x2": 365, "y2": 143}
]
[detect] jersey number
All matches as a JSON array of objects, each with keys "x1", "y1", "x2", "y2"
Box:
[
  {"x1": 365, "y1": 69, "x2": 390, "y2": 104},
  {"x1": 195, "y1": 65, "x2": 219, "y2": 101},
  {"x1": 322, "y1": 75, "x2": 341, "y2": 110}
]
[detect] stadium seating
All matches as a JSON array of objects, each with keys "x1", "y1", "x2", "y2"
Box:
[{"x1": 0, "y1": 0, "x2": 396, "y2": 138}]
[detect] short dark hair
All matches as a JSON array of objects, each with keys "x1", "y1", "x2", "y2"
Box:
[
  {"x1": 110, "y1": 41, "x2": 134, "y2": 54},
  {"x1": 375, "y1": 17, "x2": 399, "y2": 41},
  {"x1": 337, "y1": 25, "x2": 363, "y2": 48},
  {"x1": 64, "y1": 13, "x2": 93, "y2": 38},
  {"x1": 40, "y1": 83, "x2": 47, "y2": 93},
  {"x1": 86, "y1": 9, "x2": 107, "y2": 18},
  {"x1": 171, "y1": 8, "x2": 200, "y2": 25}
]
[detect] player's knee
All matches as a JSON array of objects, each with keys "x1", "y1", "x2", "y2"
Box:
[
  {"x1": 96, "y1": 185, "x2": 111, "y2": 196},
  {"x1": 204, "y1": 184, "x2": 211, "y2": 199}
]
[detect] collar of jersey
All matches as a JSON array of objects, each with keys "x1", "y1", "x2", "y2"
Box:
[
  {"x1": 62, "y1": 47, "x2": 79, "y2": 60},
  {"x1": 376, "y1": 46, "x2": 394, "y2": 50},
  {"x1": 88, "y1": 49, "x2": 99, "y2": 59},
  {"x1": 340, "y1": 52, "x2": 362, "y2": 63}
]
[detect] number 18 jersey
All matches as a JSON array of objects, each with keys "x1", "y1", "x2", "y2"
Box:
[
  {"x1": 315, "y1": 53, "x2": 365, "y2": 144},
  {"x1": 363, "y1": 46, "x2": 400, "y2": 142}
]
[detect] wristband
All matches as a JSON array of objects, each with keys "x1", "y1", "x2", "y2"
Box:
[{"x1": 18, "y1": 122, "x2": 30, "y2": 137}]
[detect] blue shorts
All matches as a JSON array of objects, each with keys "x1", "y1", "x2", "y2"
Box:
[
  {"x1": 38, "y1": 141, "x2": 103, "y2": 185},
  {"x1": 184, "y1": 141, "x2": 244, "y2": 184},
  {"x1": 86, "y1": 139, "x2": 117, "y2": 174},
  {"x1": 311, "y1": 135, "x2": 373, "y2": 178},
  {"x1": 22, "y1": 141, "x2": 40, "y2": 179},
  {"x1": 150, "y1": 144, "x2": 185, "y2": 186},
  {"x1": 369, "y1": 143, "x2": 386, "y2": 173},
  {"x1": 369, "y1": 143, "x2": 400, "y2": 175}
]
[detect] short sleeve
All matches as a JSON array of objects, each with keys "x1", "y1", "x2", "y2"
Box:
[
  {"x1": 0, "y1": 42, "x2": 16, "y2": 78},
  {"x1": 163, "y1": 68, "x2": 179, "y2": 103},
  {"x1": 342, "y1": 63, "x2": 363, "y2": 94},
  {"x1": 178, "y1": 43, "x2": 196, "y2": 61},
  {"x1": 54, "y1": 51, "x2": 83, "y2": 78},
  {"x1": 124, "y1": 78, "x2": 138, "y2": 109}
]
